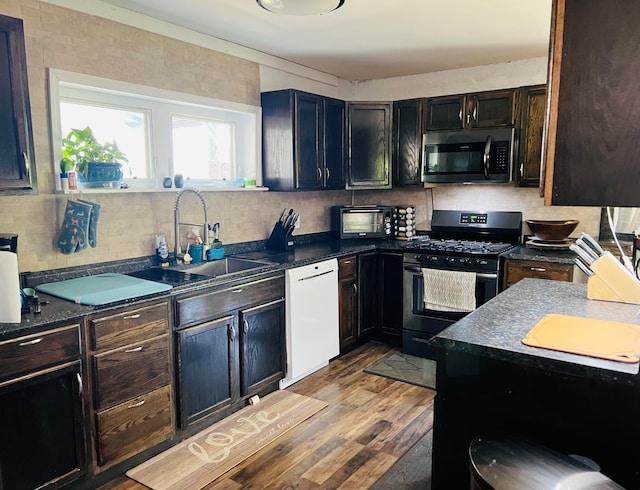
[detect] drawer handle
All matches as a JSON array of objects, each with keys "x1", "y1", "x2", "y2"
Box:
[
  {"x1": 343, "y1": 260, "x2": 352, "y2": 264},
  {"x1": 232, "y1": 288, "x2": 244, "y2": 293},
  {"x1": 19, "y1": 338, "x2": 43, "y2": 346},
  {"x1": 125, "y1": 346, "x2": 144, "y2": 353},
  {"x1": 530, "y1": 267, "x2": 547, "y2": 272},
  {"x1": 127, "y1": 399, "x2": 145, "y2": 409},
  {"x1": 123, "y1": 314, "x2": 141, "y2": 320}
]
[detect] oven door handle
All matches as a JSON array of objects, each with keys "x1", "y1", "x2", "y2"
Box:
[{"x1": 405, "y1": 266, "x2": 497, "y2": 281}]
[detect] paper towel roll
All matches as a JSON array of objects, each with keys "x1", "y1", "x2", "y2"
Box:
[{"x1": 0, "y1": 251, "x2": 21, "y2": 323}]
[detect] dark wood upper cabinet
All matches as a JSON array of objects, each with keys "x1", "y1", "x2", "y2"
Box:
[
  {"x1": 393, "y1": 98, "x2": 424, "y2": 187},
  {"x1": 543, "y1": 0, "x2": 640, "y2": 206},
  {"x1": 426, "y1": 89, "x2": 516, "y2": 131},
  {"x1": 261, "y1": 89, "x2": 346, "y2": 191},
  {"x1": 515, "y1": 85, "x2": 547, "y2": 187},
  {"x1": 348, "y1": 102, "x2": 392, "y2": 188},
  {"x1": 0, "y1": 14, "x2": 37, "y2": 195}
]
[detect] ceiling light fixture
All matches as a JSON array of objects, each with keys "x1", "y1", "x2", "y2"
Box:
[{"x1": 257, "y1": 0, "x2": 345, "y2": 16}]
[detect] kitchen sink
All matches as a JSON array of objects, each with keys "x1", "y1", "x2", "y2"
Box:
[{"x1": 184, "y1": 257, "x2": 270, "y2": 277}]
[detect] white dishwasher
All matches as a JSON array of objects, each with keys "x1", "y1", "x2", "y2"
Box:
[{"x1": 280, "y1": 258, "x2": 339, "y2": 389}]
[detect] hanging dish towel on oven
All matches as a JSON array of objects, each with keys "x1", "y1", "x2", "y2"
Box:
[{"x1": 422, "y1": 268, "x2": 476, "y2": 312}]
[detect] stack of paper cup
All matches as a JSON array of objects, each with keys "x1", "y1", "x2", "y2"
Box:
[{"x1": 0, "y1": 251, "x2": 21, "y2": 323}]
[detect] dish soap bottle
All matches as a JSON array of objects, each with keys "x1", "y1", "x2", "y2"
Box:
[{"x1": 155, "y1": 234, "x2": 169, "y2": 267}]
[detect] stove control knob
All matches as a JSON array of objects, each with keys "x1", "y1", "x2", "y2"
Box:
[
  {"x1": 445, "y1": 257, "x2": 455, "y2": 264},
  {"x1": 477, "y1": 259, "x2": 488, "y2": 266},
  {"x1": 463, "y1": 258, "x2": 473, "y2": 266}
]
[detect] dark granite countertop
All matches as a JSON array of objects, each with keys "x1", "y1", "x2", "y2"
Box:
[
  {"x1": 432, "y1": 278, "x2": 640, "y2": 384},
  {"x1": 502, "y1": 244, "x2": 577, "y2": 264},
  {"x1": 0, "y1": 238, "x2": 404, "y2": 338}
]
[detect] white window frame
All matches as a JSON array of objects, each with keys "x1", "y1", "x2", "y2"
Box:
[{"x1": 48, "y1": 68, "x2": 262, "y2": 191}]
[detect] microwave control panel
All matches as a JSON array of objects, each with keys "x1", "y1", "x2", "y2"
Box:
[{"x1": 491, "y1": 143, "x2": 509, "y2": 173}]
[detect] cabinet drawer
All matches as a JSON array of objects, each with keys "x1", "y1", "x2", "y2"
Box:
[
  {"x1": 176, "y1": 275, "x2": 284, "y2": 327},
  {"x1": 338, "y1": 255, "x2": 357, "y2": 279},
  {"x1": 96, "y1": 384, "x2": 174, "y2": 467},
  {"x1": 0, "y1": 325, "x2": 80, "y2": 379},
  {"x1": 90, "y1": 302, "x2": 168, "y2": 351},
  {"x1": 93, "y1": 334, "x2": 171, "y2": 410},
  {"x1": 504, "y1": 260, "x2": 573, "y2": 288}
]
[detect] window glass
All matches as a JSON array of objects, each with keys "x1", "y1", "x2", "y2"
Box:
[
  {"x1": 60, "y1": 101, "x2": 149, "y2": 179},
  {"x1": 49, "y1": 69, "x2": 261, "y2": 190},
  {"x1": 171, "y1": 115, "x2": 234, "y2": 180}
]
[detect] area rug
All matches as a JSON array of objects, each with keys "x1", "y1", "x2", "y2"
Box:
[
  {"x1": 126, "y1": 390, "x2": 328, "y2": 490},
  {"x1": 364, "y1": 351, "x2": 436, "y2": 390}
]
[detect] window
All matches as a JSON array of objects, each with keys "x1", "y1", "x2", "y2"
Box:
[{"x1": 49, "y1": 69, "x2": 261, "y2": 190}]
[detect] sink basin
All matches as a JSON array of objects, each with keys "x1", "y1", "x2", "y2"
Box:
[{"x1": 184, "y1": 257, "x2": 269, "y2": 277}]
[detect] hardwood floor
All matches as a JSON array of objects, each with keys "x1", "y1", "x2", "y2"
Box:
[{"x1": 99, "y1": 342, "x2": 435, "y2": 489}]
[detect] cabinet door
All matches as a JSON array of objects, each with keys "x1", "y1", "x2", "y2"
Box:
[
  {"x1": 323, "y1": 96, "x2": 346, "y2": 189},
  {"x1": 393, "y1": 99, "x2": 424, "y2": 187},
  {"x1": 176, "y1": 315, "x2": 236, "y2": 427},
  {"x1": 544, "y1": 0, "x2": 640, "y2": 206},
  {"x1": 239, "y1": 299, "x2": 285, "y2": 397},
  {"x1": 516, "y1": 85, "x2": 547, "y2": 187},
  {"x1": 468, "y1": 90, "x2": 515, "y2": 128},
  {"x1": 426, "y1": 96, "x2": 464, "y2": 130},
  {"x1": 358, "y1": 252, "x2": 379, "y2": 338},
  {"x1": 294, "y1": 91, "x2": 323, "y2": 189},
  {"x1": 0, "y1": 15, "x2": 37, "y2": 195},
  {"x1": 338, "y1": 256, "x2": 358, "y2": 352},
  {"x1": 378, "y1": 252, "x2": 403, "y2": 345},
  {"x1": 348, "y1": 103, "x2": 392, "y2": 188},
  {"x1": 0, "y1": 362, "x2": 85, "y2": 489}
]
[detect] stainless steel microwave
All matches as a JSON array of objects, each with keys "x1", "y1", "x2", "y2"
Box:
[
  {"x1": 421, "y1": 128, "x2": 515, "y2": 183},
  {"x1": 332, "y1": 206, "x2": 393, "y2": 239}
]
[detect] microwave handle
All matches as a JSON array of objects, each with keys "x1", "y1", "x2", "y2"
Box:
[{"x1": 483, "y1": 135, "x2": 492, "y2": 179}]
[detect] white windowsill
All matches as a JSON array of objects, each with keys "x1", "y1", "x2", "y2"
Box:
[{"x1": 55, "y1": 186, "x2": 269, "y2": 195}]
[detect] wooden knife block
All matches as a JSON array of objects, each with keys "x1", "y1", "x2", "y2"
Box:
[{"x1": 587, "y1": 252, "x2": 640, "y2": 304}]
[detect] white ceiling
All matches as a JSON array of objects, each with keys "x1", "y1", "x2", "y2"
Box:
[{"x1": 100, "y1": 0, "x2": 553, "y2": 81}]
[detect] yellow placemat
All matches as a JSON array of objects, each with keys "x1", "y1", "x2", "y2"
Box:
[{"x1": 522, "y1": 314, "x2": 640, "y2": 363}]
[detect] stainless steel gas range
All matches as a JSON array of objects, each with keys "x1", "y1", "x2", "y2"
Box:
[{"x1": 402, "y1": 210, "x2": 522, "y2": 359}]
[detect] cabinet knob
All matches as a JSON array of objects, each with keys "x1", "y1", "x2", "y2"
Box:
[
  {"x1": 76, "y1": 373, "x2": 83, "y2": 396},
  {"x1": 353, "y1": 283, "x2": 358, "y2": 294},
  {"x1": 125, "y1": 346, "x2": 144, "y2": 353},
  {"x1": 317, "y1": 167, "x2": 322, "y2": 181},
  {"x1": 325, "y1": 167, "x2": 330, "y2": 180},
  {"x1": 123, "y1": 314, "x2": 141, "y2": 320},
  {"x1": 530, "y1": 267, "x2": 547, "y2": 272},
  {"x1": 243, "y1": 319, "x2": 249, "y2": 334},
  {"x1": 229, "y1": 325, "x2": 236, "y2": 342}
]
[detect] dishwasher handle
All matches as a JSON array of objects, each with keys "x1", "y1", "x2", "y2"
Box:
[{"x1": 296, "y1": 269, "x2": 336, "y2": 282}]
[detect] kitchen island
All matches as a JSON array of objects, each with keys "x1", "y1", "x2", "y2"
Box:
[{"x1": 431, "y1": 278, "x2": 640, "y2": 489}]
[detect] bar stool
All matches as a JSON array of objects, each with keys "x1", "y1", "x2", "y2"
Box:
[{"x1": 469, "y1": 434, "x2": 626, "y2": 489}]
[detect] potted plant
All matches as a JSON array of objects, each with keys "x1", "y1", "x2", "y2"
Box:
[{"x1": 60, "y1": 126, "x2": 128, "y2": 187}]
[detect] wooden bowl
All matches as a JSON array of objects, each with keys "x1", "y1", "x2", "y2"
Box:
[{"x1": 526, "y1": 220, "x2": 579, "y2": 241}]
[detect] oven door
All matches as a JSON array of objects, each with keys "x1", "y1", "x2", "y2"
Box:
[{"x1": 402, "y1": 261, "x2": 498, "y2": 358}]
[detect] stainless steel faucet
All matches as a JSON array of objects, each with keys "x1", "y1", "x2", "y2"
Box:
[{"x1": 174, "y1": 187, "x2": 209, "y2": 261}]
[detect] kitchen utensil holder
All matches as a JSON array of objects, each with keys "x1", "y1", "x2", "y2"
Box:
[
  {"x1": 267, "y1": 222, "x2": 295, "y2": 251},
  {"x1": 587, "y1": 252, "x2": 640, "y2": 304}
]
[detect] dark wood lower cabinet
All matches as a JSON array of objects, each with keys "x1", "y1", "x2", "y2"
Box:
[
  {"x1": 338, "y1": 255, "x2": 358, "y2": 352},
  {"x1": 177, "y1": 315, "x2": 236, "y2": 427},
  {"x1": 174, "y1": 273, "x2": 286, "y2": 428},
  {"x1": 339, "y1": 251, "x2": 404, "y2": 353},
  {"x1": 240, "y1": 299, "x2": 286, "y2": 396},
  {"x1": 377, "y1": 251, "x2": 403, "y2": 345},
  {"x1": 358, "y1": 252, "x2": 379, "y2": 339},
  {"x1": 0, "y1": 361, "x2": 85, "y2": 489}
]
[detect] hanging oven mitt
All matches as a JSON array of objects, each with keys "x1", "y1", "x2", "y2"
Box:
[
  {"x1": 57, "y1": 199, "x2": 92, "y2": 254},
  {"x1": 78, "y1": 199, "x2": 101, "y2": 248}
]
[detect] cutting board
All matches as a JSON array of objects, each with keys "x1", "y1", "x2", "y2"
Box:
[
  {"x1": 35, "y1": 273, "x2": 172, "y2": 306},
  {"x1": 522, "y1": 314, "x2": 640, "y2": 363}
]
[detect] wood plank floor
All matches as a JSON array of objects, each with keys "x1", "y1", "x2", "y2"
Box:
[{"x1": 99, "y1": 342, "x2": 435, "y2": 490}]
